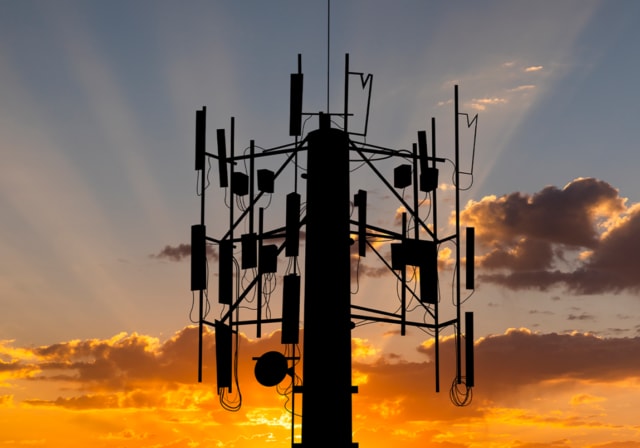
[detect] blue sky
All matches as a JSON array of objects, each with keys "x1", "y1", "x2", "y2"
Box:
[{"x1": 2, "y1": 0, "x2": 640, "y2": 351}]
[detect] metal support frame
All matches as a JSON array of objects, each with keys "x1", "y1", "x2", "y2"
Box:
[{"x1": 189, "y1": 54, "x2": 477, "y2": 448}]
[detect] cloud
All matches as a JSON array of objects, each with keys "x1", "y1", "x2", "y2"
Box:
[
  {"x1": 3, "y1": 327, "x2": 640, "y2": 445},
  {"x1": 508, "y1": 84, "x2": 536, "y2": 92},
  {"x1": 569, "y1": 393, "x2": 605, "y2": 406},
  {"x1": 524, "y1": 65, "x2": 544, "y2": 72},
  {"x1": 567, "y1": 312, "x2": 596, "y2": 321},
  {"x1": 151, "y1": 243, "x2": 218, "y2": 262},
  {"x1": 460, "y1": 178, "x2": 640, "y2": 294},
  {"x1": 468, "y1": 97, "x2": 507, "y2": 111}
]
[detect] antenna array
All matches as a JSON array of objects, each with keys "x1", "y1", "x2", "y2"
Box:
[{"x1": 190, "y1": 54, "x2": 478, "y2": 448}]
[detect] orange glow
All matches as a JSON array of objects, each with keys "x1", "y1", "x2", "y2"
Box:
[{"x1": 1, "y1": 328, "x2": 640, "y2": 447}]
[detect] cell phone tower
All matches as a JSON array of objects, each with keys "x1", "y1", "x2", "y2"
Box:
[{"x1": 190, "y1": 53, "x2": 478, "y2": 447}]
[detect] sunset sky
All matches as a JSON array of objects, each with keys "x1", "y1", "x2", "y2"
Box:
[{"x1": 2, "y1": 1, "x2": 640, "y2": 447}]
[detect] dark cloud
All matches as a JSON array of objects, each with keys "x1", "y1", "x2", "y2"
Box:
[
  {"x1": 472, "y1": 329, "x2": 640, "y2": 388},
  {"x1": 462, "y1": 178, "x2": 640, "y2": 294},
  {"x1": 567, "y1": 312, "x2": 596, "y2": 321},
  {"x1": 348, "y1": 328, "x2": 640, "y2": 426},
  {"x1": 151, "y1": 244, "x2": 218, "y2": 262},
  {"x1": 350, "y1": 237, "x2": 393, "y2": 280},
  {"x1": 463, "y1": 177, "x2": 624, "y2": 248}
]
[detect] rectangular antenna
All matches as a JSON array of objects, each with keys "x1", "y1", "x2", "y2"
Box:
[
  {"x1": 214, "y1": 320, "x2": 232, "y2": 392},
  {"x1": 218, "y1": 240, "x2": 232, "y2": 304},
  {"x1": 418, "y1": 130, "x2": 439, "y2": 192},
  {"x1": 285, "y1": 192, "x2": 301, "y2": 257},
  {"x1": 466, "y1": 227, "x2": 475, "y2": 290},
  {"x1": 195, "y1": 108, "x2": 206, "y2": 171},
  {"x1": 417, "y1": 130, "x2": 428, "y2": 174},
  {"x1": 281, "y1": 273, "x2": 301, "y2": 344},
  {"x1": 465, "y1": 311, "x2": 475, "y2": 387},
  {"x1": 216, "y1": 129, "x2": 229, "y2": 188},
  {"x1": 190, "y1": 224, "x2": 207, "y2": 291},
  {"x1": 355, "y1": 190, "x2": 367, "y2": 256},
  {"x1": 289, "y1": 73, "x2": 303, "y2": 136},
  {"x1": 416, "y1": 241, "x2": 438, "y2": 304}
]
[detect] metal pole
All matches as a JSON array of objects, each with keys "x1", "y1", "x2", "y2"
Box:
[
  {"x1": 301, "y1": 122, "x2": 354, "y2": 447},
  {"x1": 432, "y1": 117, "x2": 440, "y2": 392},
  {"x1": 454, "y1": 85, "x2": 462, "y2": 384}
]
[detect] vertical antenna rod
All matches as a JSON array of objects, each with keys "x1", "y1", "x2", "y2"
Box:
[
  {"x1": 343, "y1": 53, "x2": 350, "y2": 133},
  {"x1": 432, "y1": 117, "x2": 440, "y2": 393},
  {"x1": 454, "y1": 85, "x2": 462, "y2": 384},
  {"x1": 327, "y1": 0, "x2": 331, "y2": 113}
]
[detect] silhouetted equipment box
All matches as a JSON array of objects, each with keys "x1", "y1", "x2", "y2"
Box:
[
  {"x1": 241, "y1": 233, "x2": 257, "y2": 269},
  {"x1": 394, "y1": 164, "x2": 412, "y2": 189},
  {"x1": 390, "y1": 239, "x2": 438, "y2": 302},
  {"x1": 195, "y1": 108, "x2": 206, "y2": 171},
  {"x1": 285, "y1": 192, "x2": 301, "y2": 257},
  {"x1": 259, "y1": 244, "x2": 278, "y2": 274},
  {"x1": 419, "y1": 258, "x2": 438, "y2": 304},
  {"x1": 390, "y1": 243, "x2": 404, "y2": 270},
  {"x1": 215, "y1": 320, "x2": 232, "y2": 392},
  {"x1": 403, "y1": 239, "x2": 436, "y2": 267},
  {"x1": 407, "y1": 239, "x2": 438, "y2": 304},
  {"x1": 257, "y1": 169, "x2": 275, "y2": 193},
  {"x1": 190, "y1": 224, "x2": 207, "y2": 291},
  {"x1": 281, "y1": 273, "x2": 301, "y2": 344},
  {"x1": 231, "y1": 172, "x2": 249, "y2": 196},
  {"x1": 216, "y1": 129, "x2": 228, "y2": 188},
  {"x1": 420, "y1": 167, "x2": 439, "y2": 192},
  {"x1": 219, "y1": 240, "x2": 233, "y2": 304}
]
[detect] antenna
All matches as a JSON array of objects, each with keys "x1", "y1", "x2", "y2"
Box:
[
  {"x1": 326, "y1": 0, "x2": 331, "y2": 113},
  {"x1": 190, "y1": 224, "x2": 206, "y2": 291},
  {"x1": 466, "y1": 227, "x2": 475, "y2": 289},
  {"x1": 195, "y1": 107, "x2": 206, "y2": 170},
  {"x1": 216, "y1": 128, "x2": 229, "y2": 188},
  {"x1": 189, "y1": 53, "x2": 479, "y2": 448}
]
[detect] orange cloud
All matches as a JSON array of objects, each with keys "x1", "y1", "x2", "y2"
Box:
[
  {"x1": 569, "y1": 393, "x2": 605, "y2": 406},
  {"x1": 2, "y1": 327, "x2": 640, "y2": 447}
]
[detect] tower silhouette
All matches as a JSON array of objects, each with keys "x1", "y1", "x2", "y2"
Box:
[{"x1": 190, "y1": 54, "x2": 478, "y2": 447}]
